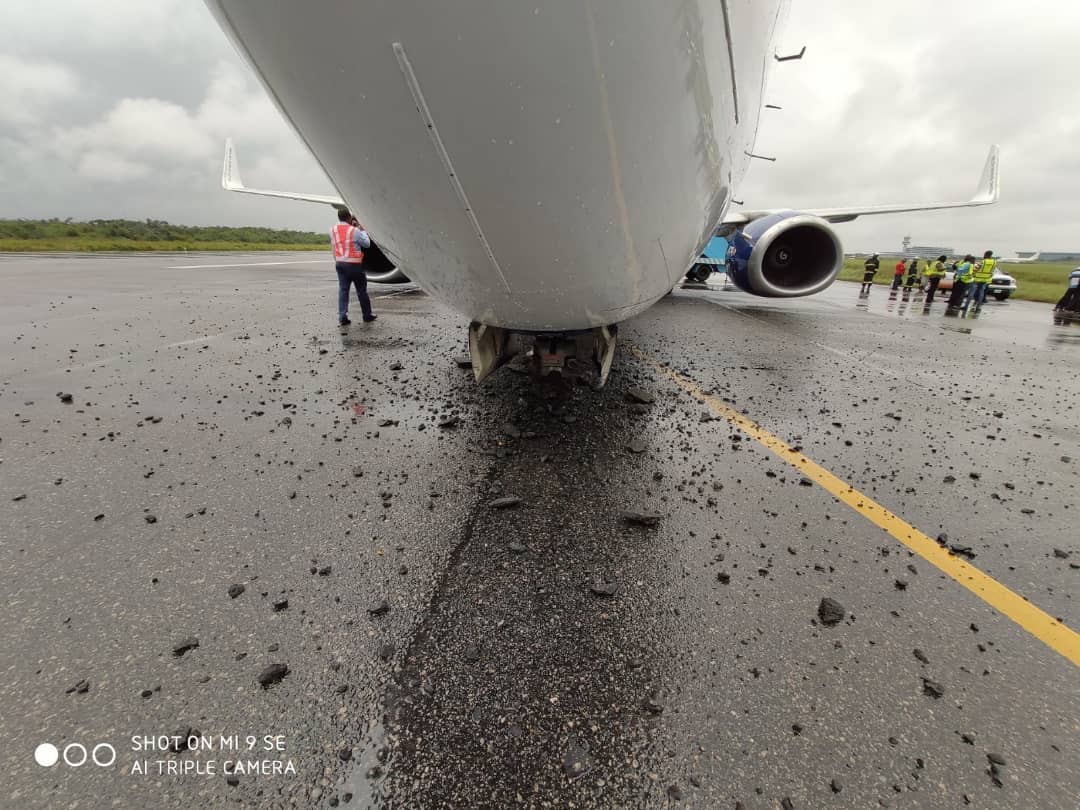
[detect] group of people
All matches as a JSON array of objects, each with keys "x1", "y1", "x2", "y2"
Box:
[{"x1": 861, "y1": 250, "x2": 998, "y2": 315}]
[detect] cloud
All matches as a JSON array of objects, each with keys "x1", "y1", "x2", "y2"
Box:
[
  {"x1": 0, "y1": 54, "x2": 80, "y2": 127},
  {"x1": 76, "y1": 151, "x2": 151, "y2": 182},
  {"x1": 55, "y1": 97, "x2": 217, "y2": 166},
  {"x1": 739, "y1": 0, "x2": 1080, "y2": 253}
]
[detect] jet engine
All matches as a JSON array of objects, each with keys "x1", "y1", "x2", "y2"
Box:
[{"x1": 725, "y1": 212, "x2": 843, "y2": 297}]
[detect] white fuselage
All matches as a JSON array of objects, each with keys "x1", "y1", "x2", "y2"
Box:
[{"x1": 206, "y1": 1, "x2": 787, "y2": 331}]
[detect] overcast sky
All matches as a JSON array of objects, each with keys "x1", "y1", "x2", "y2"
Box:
[{"x1": 2, "y1": 1, "x2": 1078, "y2": 254}]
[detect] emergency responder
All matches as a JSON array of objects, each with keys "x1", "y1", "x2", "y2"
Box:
[
  {"x1": 892, "y1": 257, "x2": 906, "y2": 289},
  {"x1": 945, "y1": 254, "x2": 975, "y2": 315},
  {"x1": 331, "y1": 208, "x2": 376, "y2": 325},
  {"x1": 861, "y1": 254, "x2": 880, "y2": 293},
  {"x1": 923, "y1": 254, "x2": 947, "y2": 304},
  {"x1": 1052, "y1": 268, "x2": 1080, "y2": 320},
  {"x1": 964, "y1": 249, "x2": 997, "y2": 313},
  {"x1": 904, "y1": 257, "x2": 920, "y2": 290}
]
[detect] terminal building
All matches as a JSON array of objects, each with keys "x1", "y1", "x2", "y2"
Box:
[{"x1": 900, "y1": 236, "x2": 953, "y2": 257}]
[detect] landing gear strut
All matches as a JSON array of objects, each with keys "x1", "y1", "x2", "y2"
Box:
[{"x1": 467, "y1": 323, "x2": 617, "y2": 388}]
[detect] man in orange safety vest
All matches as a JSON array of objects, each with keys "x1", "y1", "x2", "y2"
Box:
[{"x1": 331, "y1": 208, "x2": 375, "y2": 325}]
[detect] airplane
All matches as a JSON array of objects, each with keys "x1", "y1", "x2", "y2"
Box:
[{"x1": 204, "y1": 0, "x2": 999, "y2": 384}]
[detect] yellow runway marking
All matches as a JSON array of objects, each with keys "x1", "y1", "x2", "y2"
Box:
[{"x1": 631, "y1": 346, "x2": 1080, "y2": 668}]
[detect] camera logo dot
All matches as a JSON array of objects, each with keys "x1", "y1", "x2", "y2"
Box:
[{"x1": 34, "y1": 743, "x2": 59, "y2": 768}]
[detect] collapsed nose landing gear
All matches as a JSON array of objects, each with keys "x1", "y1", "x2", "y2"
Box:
[{"x1": 468, "y1": 323, "x2": 617, "y2": 388}]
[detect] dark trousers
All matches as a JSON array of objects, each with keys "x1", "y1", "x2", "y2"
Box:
[
  {"x1": 946, "y1": 281, "x2": 968, "y2": 310},
  {"x1": 891, "y1": 274, "x2": 903, "y2": 289},
  {"x1": 925, "y1": 275, "x2": 941, "y2": 302},
  {"x1": 336, "y1": 262, "x2": 373, "y2": 320}
]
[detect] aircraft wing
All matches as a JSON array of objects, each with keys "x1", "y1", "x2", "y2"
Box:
[
  {"x1": 221, "y1": 139, "x2": 345, "y2": 207},
  {"x1": 723, "y1": 144, "x2": 1000, "y2": 226}
]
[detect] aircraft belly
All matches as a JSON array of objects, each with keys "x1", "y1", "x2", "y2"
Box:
[{"x1": 209, "y1": 0, "x2": 783, "y2": 331}]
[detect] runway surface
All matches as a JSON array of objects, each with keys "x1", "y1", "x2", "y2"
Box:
[{"x1": 1, "y1": 253, "x2": 1077, "y2": 809}]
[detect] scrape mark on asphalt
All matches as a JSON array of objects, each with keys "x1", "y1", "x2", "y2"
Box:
[{"x1": 353, "y1": 376, "x2": 675, "y2": 808}]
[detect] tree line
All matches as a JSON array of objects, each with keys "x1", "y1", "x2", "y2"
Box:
[{"x1": 0, "y1": 218, "x2": 327, "y2": 245}]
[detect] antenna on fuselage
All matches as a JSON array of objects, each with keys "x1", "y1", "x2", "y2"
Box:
[{"x1": 774, "y1": 46, "x2": 806, "y2": 62}]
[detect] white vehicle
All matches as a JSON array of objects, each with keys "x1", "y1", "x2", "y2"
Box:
[
  {"x1": 988, "y1": 272, "x2": 1018, "y2": 301},
  {"x1": 939, "y1": 267, "x2": 1018, "y2": 300},
  {"x1": 205, "y1": 0, "x2": 999, "y2": 383}
]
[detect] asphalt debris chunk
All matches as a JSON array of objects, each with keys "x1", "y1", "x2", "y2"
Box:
[
  {"x1": 257, "y1": 663, "x2": 289, "y2": 688},
  {"x1": 589, "y1": 578, "x2": 619, "y2": 597},
  {"x1": 172, "y1": 636, "x2": 200, "y2": 657},
  {"x1": 65, "y1": 678, "x2": 90, "y2": 695},
  {"x1": 921, "y1": 677, "x2": 945, "y2": 698},
  {"x1": 625, "y1": 387, "x2": 655, "y2": 405},
  {"x1": 817, "y1": 597, "x2": 845, "y2": 626},
  {"x1": 367, "y1": 599, "x2": 390, "y2": 617},
  {"x1": 227, "y1": 583, "x2": 245, "y2": 599},
  {"x1": 170, "y1": 727, "x2": 199, "y2": 753},
  {"x1": 562, "y1": 735, "x2": 591, "y2": 780},
  {"x1": 621, "y1": 510, "x2": 662, "y2": 527},
  {"x1": 642, "y1": 691, "x2": 665, "y2": 715},
  {"x1": 488, "y1": 496, "x2": 522, "y2": 510}
]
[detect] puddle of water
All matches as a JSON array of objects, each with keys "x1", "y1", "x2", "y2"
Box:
[{"x1": 342, "y1": 716, "x2": 390, "y2": 809}]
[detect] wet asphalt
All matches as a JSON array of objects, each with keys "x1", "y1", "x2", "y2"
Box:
[{"x1": 0, "y1": 254, "x2": 1077, "y2": 810}]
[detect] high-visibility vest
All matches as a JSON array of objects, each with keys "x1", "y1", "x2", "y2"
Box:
[
  {"x1": 330, "y1": 223, "x2": 364, "y2": 263},
  {"x1": 925, "y1": 261, "x2": 945, "y2": 278},
  {"x1": 955, "y1": 262, "x2": 974, "y2": 283},
  {"x1": 973, "y1": 257, "x2": 996, "y2": 283}
]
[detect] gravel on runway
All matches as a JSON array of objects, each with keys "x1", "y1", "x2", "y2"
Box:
[{"x1": 1, "y1": 255, "x2": 1077, "y2": 809}]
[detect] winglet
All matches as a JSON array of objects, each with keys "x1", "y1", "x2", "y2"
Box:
[
  {"x1": 218, "y1": 138, "x2": 346, "y2": 207},
  {"x1": 222, "y1": 137, "x2": 244, "y2": 191},
  {"x1": 970, "y1": 144, "x2": 1000, "y2": 204}
]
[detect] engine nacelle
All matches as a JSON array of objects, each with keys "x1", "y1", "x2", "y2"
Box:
[{"x1": 725, "y1": 211, "x2": 843, "y2": 297}]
